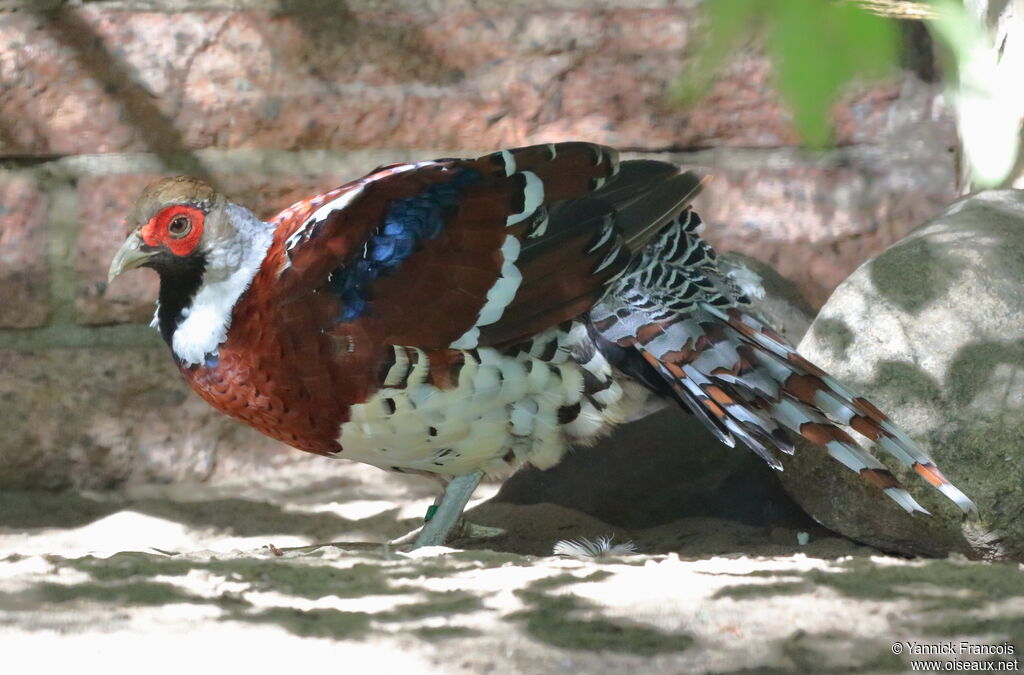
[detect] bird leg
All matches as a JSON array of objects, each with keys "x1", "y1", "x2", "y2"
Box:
[{"x1": 410, "y1": 470, "x2": 485, "y2": 549}]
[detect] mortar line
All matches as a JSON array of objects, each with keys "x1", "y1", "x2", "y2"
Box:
[
  {"x1": 0, "y1": 1, "x2": 696, "y2": 13},
  {"x1": 0, "y1": 323, "x2": 162, "y2": 350},
  {"x1": 0, "y1": 145, "x2": 900, "y2": 179},
  {"x1": 42, "y1": 178, "x2": 80, "y2": 327}
]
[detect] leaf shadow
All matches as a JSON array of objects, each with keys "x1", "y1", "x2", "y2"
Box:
[
  {"x1": 17, "y1": 547, "x2": 495, "y2": 641},
  {"x1": 711, "y1": 557, "x2": 1024, "y2": 653},
  {"x1": 507, "y1": 572, "x2": 695, "y2": 655},
  {"x1": 946, "y1": 338, "x2": 1024, "y2": 409},
  {"x1": 868, "y1": 235, "x2": 965, "y2": 316},
  {"x1": 31, "y1": 7, "x2": 214, "y2": 183}
]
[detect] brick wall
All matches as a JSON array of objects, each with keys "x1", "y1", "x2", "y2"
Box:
[{"x1": 0, "y1": 0, "x2": 960, "y2": 488}]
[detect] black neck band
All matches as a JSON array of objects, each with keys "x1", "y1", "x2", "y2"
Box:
[{"x1": 153, "y1": 252, "x2": 208, "y2": 347}]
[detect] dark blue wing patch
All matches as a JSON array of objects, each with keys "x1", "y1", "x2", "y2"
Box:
[{"x1": 327, "y1": 168, "x2": 481, "y2": 322}]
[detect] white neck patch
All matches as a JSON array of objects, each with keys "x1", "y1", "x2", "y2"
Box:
[{"x1": 170, "y1": 204, "x2": 274, "y2": 366}]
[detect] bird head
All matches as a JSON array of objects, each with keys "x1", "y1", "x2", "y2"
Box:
[
  {"x1": 108, "y1": 176, "x2": 237, "y2": 283},
  {"x1": 108, "y1": 176, "x2": 273, "y2": 362}
]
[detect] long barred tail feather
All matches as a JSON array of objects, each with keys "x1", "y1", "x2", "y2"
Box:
[
  {"x1": 589, "y1": 184, "x2": 977, "y2": 517},
  {"x1": 710, "y1": 304, "x2": 977, "y2": 514}
]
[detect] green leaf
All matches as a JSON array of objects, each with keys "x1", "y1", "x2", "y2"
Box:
[{"x1": 674, "y1": 0, "x2": 898, "y2": 148}]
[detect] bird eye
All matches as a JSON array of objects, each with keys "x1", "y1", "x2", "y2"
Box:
[{"x1": 168, "y1": 215, "x2": 191, "y2": 238}]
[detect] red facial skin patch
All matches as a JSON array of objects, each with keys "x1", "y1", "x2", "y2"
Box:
[{"x1": 141, "y1": 205, "x2": 205, "y2": 257}]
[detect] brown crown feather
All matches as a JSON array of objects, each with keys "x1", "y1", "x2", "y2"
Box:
[{"x1": 128, "y1": 176, "x2": 219, "y2": 228}]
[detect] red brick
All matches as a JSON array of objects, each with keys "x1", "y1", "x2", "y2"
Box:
[
  {"x1": 0, "y1": 7, "x2": 933, "y2": 155},
  {"x1": 413, "y1": 10, "x2": 689, "y2": 70},
  {"x1": 75, "y1": 170, "x2": 356, "y2": 325},
  {"x1": 0, "y1": 175, "x2": 49, "y2": 328}
]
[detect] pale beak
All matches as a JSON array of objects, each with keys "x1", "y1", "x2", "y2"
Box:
[{"x1": 108, "y1": 233, "x2": 157, "y2": 283}]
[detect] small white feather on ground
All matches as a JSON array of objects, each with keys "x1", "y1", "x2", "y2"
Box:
[{"x1": 553, "y1": 535, "x2": 638, "y2": 558}]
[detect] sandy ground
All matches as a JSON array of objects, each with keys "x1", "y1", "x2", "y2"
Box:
[{"x1": 1, "y1": 464, "x2": 1022, "y2": 674}]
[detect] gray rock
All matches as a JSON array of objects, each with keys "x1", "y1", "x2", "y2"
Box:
[
  {"x1": 786, "y1": 190, "x2": 1024, "y2": 561},
  {"x1": 492, "y1": 253, "x2": 820, "y2": 532}
]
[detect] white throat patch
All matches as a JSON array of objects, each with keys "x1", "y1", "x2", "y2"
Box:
[{"x1": 170, "y1": 204, "x2": 274, "y2": 366}]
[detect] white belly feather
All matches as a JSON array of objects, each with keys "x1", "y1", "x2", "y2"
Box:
[{"x1": 335, "y1": 323, "x2": 652, "y2": 477}]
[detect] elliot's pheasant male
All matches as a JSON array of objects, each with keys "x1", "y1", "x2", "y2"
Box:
[{"x1": 108, "y1": 142, "x2": 975, "y2": 548}]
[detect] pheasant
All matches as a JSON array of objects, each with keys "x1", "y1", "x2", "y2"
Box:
[{"x1": 108, "y1": 142, "x2": 975, "y2": 548}]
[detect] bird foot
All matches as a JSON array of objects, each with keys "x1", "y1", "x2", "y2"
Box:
[{"x1": 392, "y1": 519, "x2": 506, "y2": 550}]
